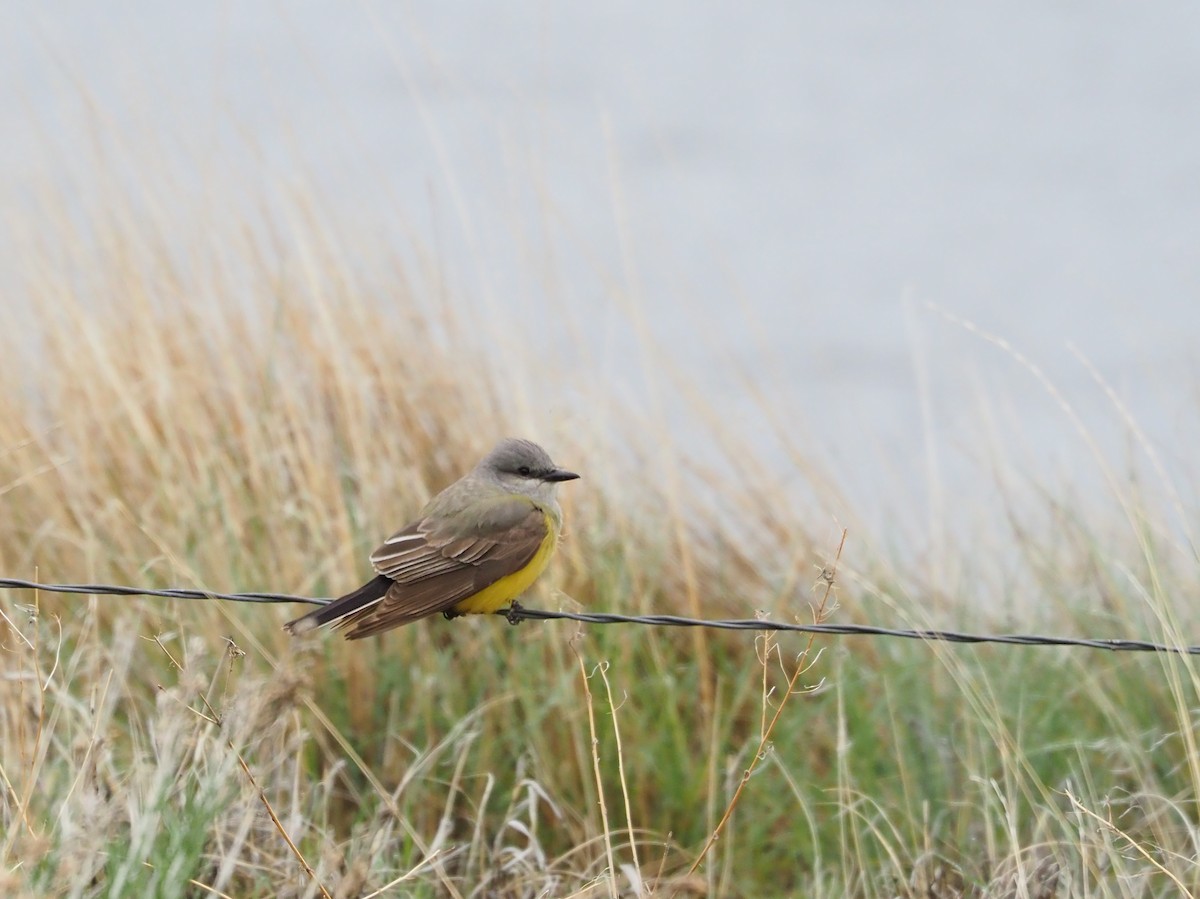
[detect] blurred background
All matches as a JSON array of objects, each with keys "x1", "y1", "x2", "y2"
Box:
[
  {"x1": 4, "y1": 1, "x2": 1199, "y2": 555},
  {"x1": 6, "y1": 7, "x2": 1200, "y2": 895}
]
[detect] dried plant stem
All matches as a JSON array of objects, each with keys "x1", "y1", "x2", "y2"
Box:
[
  {"x1": 573, "y1": 642, "x2": 619, "y2": 899},
  {"x1": 1066, "y1": 792, "x2": 1193, "y2": 895},
  {"x1": 152, "y1": 638, "x2": 333, "y2": 899},
  {"x1": 8, "y1": 586, "x2": 53, "y2": 852},
  {"x1": 685, "y1": 530, "x2": 847, "y2": 880},
  {"x1": 598, "y1": 657, "x2": 642, "y2": 894},
  {"x1": 0, "y1": 602, "x2": 36, "y2": 846}
]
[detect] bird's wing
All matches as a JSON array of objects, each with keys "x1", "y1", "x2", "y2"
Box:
[{"x1": 338, "y1": 497, "x2": 548, "y2": 637}]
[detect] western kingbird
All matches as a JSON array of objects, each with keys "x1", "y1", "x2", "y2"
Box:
[{"x1": 284, "y1": 438, "x2": 579, "y2": 639}]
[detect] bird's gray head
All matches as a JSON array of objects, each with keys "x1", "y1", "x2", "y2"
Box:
[{"x1": 477, "y1": 438, "x2": 579, "y2": 500}]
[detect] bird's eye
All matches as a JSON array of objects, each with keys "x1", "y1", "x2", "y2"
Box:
[{"x1": 518, "y1": 466, "x2": 532, "y2": 476}]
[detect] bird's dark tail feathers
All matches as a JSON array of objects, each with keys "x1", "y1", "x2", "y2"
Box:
[{"x1": 283, "y1": 574, "x2": 392, "y2": 635}]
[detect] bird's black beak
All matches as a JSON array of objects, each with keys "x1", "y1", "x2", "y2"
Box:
[{"x1": 543, "y1": 468, "x2": 580, "y2": 482}]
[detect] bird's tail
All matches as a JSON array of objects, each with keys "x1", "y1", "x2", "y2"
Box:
[{"x1": 284, "y1": 574, "x2": 392, "y2": 635}]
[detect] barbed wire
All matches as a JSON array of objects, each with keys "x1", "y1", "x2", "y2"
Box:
[
  {"x1": 1, "y1": 577, "x2": 1196, "y2": 655},
  {"x1": 0, "y1": 577, "x2": 311, "y2": 605}
]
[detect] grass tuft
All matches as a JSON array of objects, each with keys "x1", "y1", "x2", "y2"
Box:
[{"x1": 1, "y1": 182, "x2": 1198, "y2": 896}]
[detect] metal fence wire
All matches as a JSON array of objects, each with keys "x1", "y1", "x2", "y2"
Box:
[{"x1": 1, "y1": 577, "x2": 1196, "y2": 655}]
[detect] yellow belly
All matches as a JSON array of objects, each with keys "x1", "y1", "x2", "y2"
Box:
[{"x1": 450, "y1": 515, "x2": 559, "y2": 615}]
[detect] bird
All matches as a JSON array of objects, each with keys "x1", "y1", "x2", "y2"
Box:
[{"x1": 284, "y1": 438, "x2": 579, "y2": 639}]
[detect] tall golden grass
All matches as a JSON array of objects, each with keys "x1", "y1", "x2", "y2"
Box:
[{"x1": 1, "y1": 181, "x2": 1198, "y2": 897}]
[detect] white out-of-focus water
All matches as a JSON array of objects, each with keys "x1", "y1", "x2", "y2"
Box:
[{"x1": 4, "y1": 2, "x2": 1200, "y2": 558}]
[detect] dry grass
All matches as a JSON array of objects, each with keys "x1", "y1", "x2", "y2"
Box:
[{"x1": 1, "y1": 179, "x2": 1199, "y2": 897}]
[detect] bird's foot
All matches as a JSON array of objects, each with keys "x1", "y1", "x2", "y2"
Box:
[
  {"x1": 443, "y1": 609, "x2": 463, "y2": 620},
  {"x1": 505, "y1": 601, "x2": 524, "y2": 626}
]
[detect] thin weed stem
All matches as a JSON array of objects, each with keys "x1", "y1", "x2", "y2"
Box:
[
  {"x1": 150, "y1": 638, "x2": 333, "y2": 899},
  {"x1": 598, "y1": 656, "x2": 642, "y2": 896},
  {"x1": 573, "y1": 640, "x2": 619, "y2": 899},
  {"x1": 684, "y1": 529, "x2": 847, "y2": 881}
]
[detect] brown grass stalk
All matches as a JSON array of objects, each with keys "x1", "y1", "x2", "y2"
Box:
[{"x1": 684, "y1": 529, "x2": 847, "y2": 882}]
